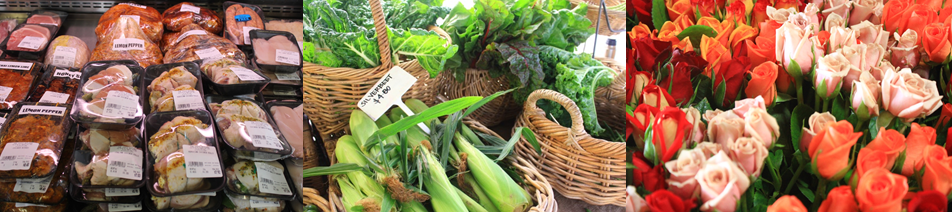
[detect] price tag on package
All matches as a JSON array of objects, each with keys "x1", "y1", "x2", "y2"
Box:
[
  {"x1": 53, "y1": 68, "x2": 81, "y2": 79},
  {"x1": 105, "y1": 188, "x2": 140, "y2": 197},
  {"x1": 176, "y1": 30, "x2": 207, "y2": 43},
  {"x1": 14, "y1": 203, "x2": 46, "y2": 208},
  {"x1": 195, "y1": 47, "x2": 223, "y2": 60},
  {"x1": 242, "y1": 26, "x2": 260, "y2": 44},
  {"x1": 275, "y1": 49, "x2": 300, "y2": 65},
  {"x1": 172, "y1": 90, "x2": 204, "y2": 110},
  {"x1": 38, "y1": 91, "x2": 70, "y2": 104},
  {"x1": 183, "y1": 145, "x2": 223, "y2": 178},
  {"x1": 180, "y1": 4, "x2": 201, "y2": 13},
  {"x1": 250, "y1": 196, "x2": 282, "y2": 208},
  {"x1": 0, "y1": 142, "x2": 38, "y2": 170},
  {"x1": 357, "y1": 66, "x2": 428, "y2": 133},
  {"x1": 231, "y1": 67, "x2": 265, "y2": 81},
  {"x1": 108, "y1": 202, "x2": 142, "y2": 212},
  {"x1": 255, "y1": 162, "x2": 292, "y2": 196},
  {"x1": 51, "y1": 47, "x2": 76, "y2": 68},
  {"x1": 245, "y1": 121, "x2": 284, "y2": 150},
  {"x1": 112, "y1": 38, "x2": 145, "y2": 51},
  {"x1": 120, "y1": 15, "x2": 140, "y2": 24},
  {"x1": 13, "y1": 175, "x2": 52, "y2": 193},
  {"x1": 106, "y1": 146, "x2": 143, "y2": 180},
  {"x1": 103, "y1": 91, "x2": 139, "y2": 118},
  {"x1": 0, "y1": 86, "x2": 13, "y2": 101},
  {"x1": 274, "y1": 72, "x2": 300, "y2": 81},
  {"x1": 17, "y1": 36, "x2": 44, "y2": 50}
]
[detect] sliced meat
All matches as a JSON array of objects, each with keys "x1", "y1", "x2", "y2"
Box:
[
  {"x1": 26, "y1": 14, "x2": 61, "y2": 26},
  {"x1": 6, "y1": 25, "x2": 51, "y2": 52}
]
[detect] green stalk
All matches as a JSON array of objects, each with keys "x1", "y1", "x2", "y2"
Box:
[
  {"x1": 455, "y1": 133, "x2": 531, "y2": 212},
  {"x1": 456, "y1": 186, "x2": 491, "y2": 212},
  {"x1": 350, "y1": 110, "x2": 380, "y2": 154},
  {"x1": 420, "y1": 149, "x2": 467, "y2": 212},
  {"x1": 338, "y1": 177, "x2": 364, "y2": 212},
  {"x1": 460, "y1": 123, "x2": 484, "y2": 146},
  {"x1": 465, "y1": 173, "x2": 500, "y2": 212},
  {"x1": 336, "y1": 136, "x2": 385, "y2": 198},
  {"x1": 400, "y1": 201, "x2": 428, "y2": 212}
]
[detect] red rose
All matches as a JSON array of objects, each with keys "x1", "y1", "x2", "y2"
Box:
[
  {"x1": 938, "y1": 103, "x2": 952, "y2": 130},
  {"x1": 907, "y1": 190, "x2": 948, "y2": 212},
  {"x1": 632, "y1": 37, "x2": 673, "y2": 73},
  {"x1": 714, "y1": 56, "x2": 750, "y2": 107},
  {"x1": 641, "y1": 85, "x2": 676, "y2": 109},
  {"x1": 630, "y1": 104, "x2": 660, "y2": 148},
  {"x1": 645, "y1": 189, "x2": 697, "y2": 212},
  {"x1": 660, "y1": 50, "x2": 708, "y2": 104},
  {"x1": 632, "y1": 152, "x2": 666, "y2": 192},
  {"x1": 651, "y1": 107, "x2": 692, "y2": 163},
  {"x1": 751, "y1": 1, "x2": 770, "y2": 29}
]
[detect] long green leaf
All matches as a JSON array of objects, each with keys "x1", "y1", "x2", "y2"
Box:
[
  {"x1": 651, "y1": 0, "x2": 669, "y2": 30},
  {"x1": 303, "y1": 163, "x2": 363, "y2": 178},
  {"x1": 676, "y1": 25, "x2": 717, "y2": 48},
  {"x1": 368, "y1": 97, "x2": 483, "y2": 144}
]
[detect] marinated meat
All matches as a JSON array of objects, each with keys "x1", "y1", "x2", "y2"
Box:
[
  {"x1": 44, "y1": 36, "x2": 91, "y2": 69},
  {"x1": 226, "y1": 160, "x2": 283, "y2": 195},
  {"x1": 6, "y1": 25, "x2": 51, "y2": 52},
  {"x1": 74, "y1": 154, "x2": 137, "y2": 186},
  {"x1": 154, "y1": 151, "x2": 208, "y2": 194},
  {"x1": 26, "y1": 68, "x2": 80, "y2": 104},
  {"x1": 90, "y1": 16, "x2": 162, "y2": 68},
  {"x1": 225, "y1": 4, "x2": 264, "y2": 45},
  {"x1": 0, "y1": 69, "x2": 36, "y2": 110},
  {"x1": 162, "y1": 32, "x2": 245, "y2": 64},
  {"x1": 162, "y1": 2, "x2": 222, "y2": 34},
  {"x1": 224, "y1": 192, "x2": 285, "y2": 212},
  {"x1": 270, "y1": 105, "x2": 303, "y2": 158},
  {"x1": 160, "y1": 24, "x2": 210, "y2": 53},
  {"x1": 148, "y1": 117, "x2": 208, "y2": 163},
  {"x1": 152, "y1": 194, "x2": 210, "y2": 210},
  {"x1": 265, "y1": 19, "x2": 304, "y2": 44},
  {"x1": 147, "y1": 66, "x2": 198, "y2": 100},
  {"x1": 209, "y1": 99, "x2": 268, "y2": 120},
  {"x1": 219, "y1": 114, "x2": 269, "y2": 150},
  {"x1": 150, "y1": 85, "x2": 198, "y2": 112},
  {"x1": 0, "y1": 201, "x2": 68, "y2": 211},
  {"x1": 0, "y1": 166, "x2": 67, "y2": 204},
  {"x1": 200, "y1": 59, "x2": 261, "y2": 85},
  {"x1": 26, "y1": 14, "x2": 60, "y2": 26},
  {"x1": 79, "y1": 128, "x2": 138, "y2": 155},
  {"x1": 0, "y1": 115, "x2": 66, "y2": 178},
  {"x1": 78, "y1": 65, "x2": 138, "y2": 123},
  {"x1": 253, "y1": 35, "x2": 300, "y2": 66},
  {"x1": 96, "y1": 3, "x2": 163, "y2": 43}
]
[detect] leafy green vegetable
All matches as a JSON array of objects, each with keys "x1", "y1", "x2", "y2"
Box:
[
  {"x1": 536, "y1": 45, "x2": 616, "y2": 138},
  {"x1": 390, "y1": 29, "x2": 460, "y2": 78}
]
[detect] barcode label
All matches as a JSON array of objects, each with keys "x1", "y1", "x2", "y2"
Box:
[
  {"x1": 0, "y1": 86, "x2": 13, "y2": 101},
  {"x1": 108, "y1": 202, "x2": 142, "y2": 211},
  {"x1": 183, "y1": 145, "x2": 223, "y2": 178},
  {"x1": 0, "y1": 61, "x2": 33, "y2": 70},
  {"x1": 13, "y1": 175, "x2": 52, "y2": 193},
  {"x1": 52, "y1": 68, "x2": 81, "y2": 79},
  {"x1": 242, "y1": 26, "x2": 259, "y2": 45},
  {"x1": 38, "y1": 91, "x2": 69, "y2": 104},
  {"x1": 231, "y1": 67, "x2": 265, "y2": 81},
  {"x1": 112, "y1": 38, "x2": 145, "y2": 51},
  {"x1": 195, "y1": 47, "x2": 223, "y2": 60},
  {"x1": 106, "y1": 146, "x2": 143, "y2": 180},
  {"x1": 275, "y1": 72, "x2": 300, "y2": 81},
  {"x1": 245, "y1": 121, "x2": 284, "y2": 150},
  {"x1": 102, "y1": 91, "x2": 139, "y2": 118},
  {"x1": 119, "y1": 15, "x2": 140, "y2": 24},
  {"x1": 180, "y1": 4, "x2": 201, "y2": 13},
  {"x1": 105, "y1": 188, "x2": 139, "y2": 197},
  {"x1": 250, "y1": 196, "x2": 282, "y2": 208},
  {"x1": 16, "y1": 36, "x2": 44, "y2": 50},
  {"x1": 175, "y1": 30, "x2": 207, "y2": 43},
  {"x1": 172, "y1": 90, "x2": 203, "y2": 110},
  {"x1": 275, "y1": 49, "x2": 301, "y2": 65},
  {"x1": 255, "y1": 162, "x2": 292, "y2": 195},
  {"x1": 18, "y1": 105, "x2": 66, "y2": 116},
  {"x1": 50, "y1": 47, "x2": 77, "y2": 68},
  {"x1": 0, "y1": 142, "x2": 38, "y2": 171},
  {"x1": 14, "y1": 203, "x2": 47, "y2": 208}
]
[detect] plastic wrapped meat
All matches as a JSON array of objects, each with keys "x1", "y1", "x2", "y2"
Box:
[
  {"x1": 224, "y1": 192, "x2": 285, "y2": 212},
  {"x1": 148, "y1": 117, "x2": 208, "y2": 163},
  {"x1": 160, "y1": 24, "x2": 210, "y2": 53},
  {"x1": 162, "y1": 2, "x2": 222, "y2": 34},
  {"x1": 218, "y1": 114, "x2": 271, "y2": 150},
  {"x1": 0, "y1": 202, "x2": 68, "y2": 211},
  {"x1": 44, "y1": 35, "x2": 91, "y2": 69},
  {"x1": 253, "y1": 35, "x2": 300, "y2": 66},
  {"x1": 225, "y1": 3, "x2": 264, "y2": 45},
  {"x1": 74, "y1": 154, "x2": 137, "y2": 186},
  {"x1": 225, "y1": 160, "x2": 282, "y2": 195},
  {"x1": 26, "y1": 14, "x2": 60, "y2": 26},
  {"x1": 78, "y1": 65, "x2": 138, "y2": 123},
  {"x1": 265, "y1": 20, "x2": 303, "y2": 43},
  {"x1": 200, "y1": 59, "x2": 261, "y2": 84},
  {"x1": 209, "y1": 99, "x2": 268, "y2": 120},
  {"x1": 91, "y1": 17, "x2": 162, "y2": 68},
  {"x1": 0, "y1": 161, "x2": 67, "y2": 205},
  {"x1": 270, "y1": 105, "x2": 303, "y2": 158},
  {"x1": 162, "y1": 31, "x2": 246, "y2": 64},
  {"x1": 154, "y1": 151, "x2": 209, "y2": 193},
  {"x1": 147, "y1": 66, "x2": 198, "y2": 96},
  {"x1": 0, "y1": 113, "x2": 68, "y2": 178},
  {"x1": 79, "y1": 128, "x2": 138, "y2": 155},
  {"x1": 150, "y1": 85, "x2": 199, "y2": 112},
  {"x1": 152, "y1": 194, "x2": 210, "y2": 210},
  {"x1": 96, "y1": 3, "x2": 164, "y2": 43},
  {"x1": 6, "y1": 25, "x2": 51, "y2": 52},
  {"x1": 27, "y1": 67, "x2": 80, "y2": 104},
  {"x1": 0, "y1": 19, "x2": 16, "y2": 40},
  {"x1": 0, "y1": 68, "x2": 37, "y2": 110}
]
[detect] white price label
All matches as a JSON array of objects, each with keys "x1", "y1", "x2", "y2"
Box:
[
  {"x1": 0, "y1": 86, "x2": 13, "y2": 101},
  {"x1": 242, "y1": 26, "x2": 259, "y2": 45},
  {"x1": 250, "y1": 196, "x2": 282, "y2": 208},
  {"x1": 183, "y1": 145, "x2": 223, "y2": 178},
  {"x1": 0, "y1": 142, "x2": 38, "y2": 171},
  {"x1": 120, "y1": 3, "x2": 147, "y2": 8},
  {"x1": 18, "y1": 105, "x2": 66, "y2": 116},
  {"x1": 13, "y1": 175, "x2": 52, "y2": 193},
  {"x1": 102, "y1": 91, "x2": 139, "y2": 118},
  {"x1": 180, "y1": 4, "x2": 201, "y2": 13},
  {"x1": 195, "y1": 47, "x2": 223, "y2": 60},
  {"x1": 274, "y1": 72, "x2": 300, "y2": 81},
  {"x1": 273, "y1": 88, "x2": 296, "y2": 96},
  {"x1": 52, "y1": 68, "x2": 81, "y2": 79},
  {"x1": 16, "y1": 36, "x2": 44, "y2": 50},
  {"x1": 357, "y1": 66, "x2": 418, "y2": 120},
  {"x1": 0, "y1": 61, "x2": 33, "y2": 70},
  {"x1": 194, "y1": 192, "x2": 217, "y2": 196},
  {"x1": 14, "y1": 203, "x2": 46, "y2": 208},
  {"x1": 255, "y1": 162, "x2": 292, "y2": 195},
  {"x1": 231, "y1": 67, "x2": 265, "y2": 81},
  {"x1": 50, "y1": 46, "x2": 77, "y2": 68},
  {"x1": 120, "y1": 15, "x2": 140, "y2": 24},
  {"x1": 0, "y1": 117, "x2": 7, "y2": 129},
  {"x1": 112, "y1": 38, "x2": 145, "y2": 51},
  {"x1": 172, "y1": 90, "x2": 203, "y2": 110},
  {"x1": 37, "y1": 91, "x2": 69, "y2": 104},
  {"x1": 252, "y1": 151, "x2": 283, "y2": 160},
  {"x1": 275, "y1": 49, "x2": 300, "y2": 65},
  {"x1": 106, "y1": 146, "x2": 143, "y2": 180},
  {"x1": 245, "y1": 121, "x2": 284, "y2": 150},
  {"x1": 105, "y1": 188, "x2": 139, "y2": 197},
  {"x1": 108, "y1": 202, "x2": 142, "y2": 211},
  {"x1": 175, "y1": 30, "x2": 207, "y2": 43}
]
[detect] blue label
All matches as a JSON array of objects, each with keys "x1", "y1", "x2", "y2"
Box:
[{"x1": 235, "y1": 14, "x2": 252, "y2": 22}]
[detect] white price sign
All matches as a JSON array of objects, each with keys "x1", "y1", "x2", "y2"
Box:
[
  {"x1": 105, "y1": 188, "x2": 140, "y2": 197},
  {"x1": 274, "y1": 72, "x2": 300, "y2": 81},
  {"x1": 37, "y1": 91, "x2": 69, "y2": 104},
  {"x1": 356, "y1": 67, "x2": 428, "y2": 133},
  {"x1": 183, "y1": 145, "x2": 223, "y2": 178},
  {"x1": 13, "y1": 175, "x2": 52, "y2": 193},
  {"x1": 250, "y1": 196, "x2": 282, "y2": 208},
  {"x1": 242, "y1": 26, "x2": 259, "y2": 44},
  {"x1": 180, "y1": 4, "x2": 201, "y2": 13},
  {"x1": 0, "y1": 86, "x2": 13, "y2": 101},
  {"x1": 16, "y1": 36, "x2": 44, "y2": 50},
  {"x1": 105, "y1": 146, "x2": 143, "y2": 180},
  {"x1": 195, "y1": 47, "x2": 223, "y2": 60},
  {"x1": 231, "y1": 67, "x2": 264, "y2": 81},
  {"x1": 0, "y1": 61, "x2": 33, "y2": 70},
  {"x1": 108, "y1": 202, "x2": 142, "y2": 211},
  {"x1": 52, "y1": 68, "x2": 81, "y2": 79},
  {"x1": 0, "y1": 142, "x2": 38, "y2": 171},
  {"x1": 275, "y1": 49, "x2": 300, "y2": 65},
  {"x1": 255, "y1": 162, "x2": 292, "y2": 195},
  {"x1": 50, "y1": 46, "x2": 77, "y2": 68},
  {"x1": 14, "y1": 203, "x2": 46, "y2": 208},
  {"x1": 112, "y1": 38, "x2": 145, "y2": 51},
  {"x1": 244, "y1": 121, "x2": 284, "y2": 150},
  {"x1": 102, "y1": 91, "x2": 139, "y2": 118},
  {"x1": 172, "y1": 90, "x2": 203, "y2": 110},
  {"x1": 18, "y1": 105, "x2": 66, "y2": 116}
]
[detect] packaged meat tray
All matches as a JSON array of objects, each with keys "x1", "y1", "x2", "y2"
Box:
[
  {"x1": 258, "y1": 84, "x2": 302, "y2": 99},
  {"x1": 81, "y1": 202, "x2": 147, "y2": 212},
  {"x1": 0, "y1": 61, "x2": 40, "y2": 111},
  {"x1": 0, "y1": 19, "x2": 17, "y2": 42},
  {"x1": 0, "y1": 156, "x2": 69, "y2": 205},
  {"x1": 264, "y1": 101, "x2": 303, "y2": 159},
  {"x1": 1, "y1": 24, "x2": 58, "y2": 60},
  {"x1": 26, "y1": 10, "x2": 67, "y2": 27},
  {"x1": 162, "y1": 2, "x2": 223, "y2": 34},
  {"x1": 200, "y1": 58, "x2": 269, "y2": 96},
  {"x1": 70, "y1": 125, "x2": 145, "y2": 189},
  {"x1": 223, "y1": 190, "x2": 289, "y2": 212},
  {"x1": 224, "y1": 1, "x2": 265, "y2": 46},
  {"x1": 44, "y1": 35, "x2": 91, "y2": 69},
  {"x1": 145, "y1": 191, "x2": 222, "y2": 211},
  {"x1": 258, "y1": 69, "x2": 301, "y2": 86},
  {"x1": 160, "y1": 24, "x2": 211, "y2": 53},
  {"x1": 264, "y1": 19, "x2": 303, "y2": 45},
  {"x1": 95, "y1": 3, "x2": 164, "y2": 44},
  {"x1": 284, "y1": 158, "x2": 303, "y2": 204},
  {"x1": 207, "y1": 97, "x2": 293, "y2": 161},
  {"x1": 70, "y1": 184, "x2": 143, "y2": 204},
  {"x1": 223, "y1": 157, "x2": 296, "y2": 200},
  {"x1": 0, "y1": 201, "x2": 69, "y2": 211},
  {"x1": 0, "y1": 102, "x2": 73, "y2": 179},
  {"x1": 26, "y1": 65, "x2": 80, "y2": 105},
  {"x1": 250, "y1": 30, "x2": 302, "y2": 72},
  {"x1": 143, "y1": 62, "x2": 205, "y2": 114},
  {"x1": 162, "y1": 30, "x2": 247, "y2": 64},
  {"x1": 71, "y1": 60, "x2": 144, "y2": 129},
  {"x1": 144, "y1": 110, "x2": 225, "y2": 197},
  {"x1": 90, "y1": 16, "x2": 163, "y2": 68}
]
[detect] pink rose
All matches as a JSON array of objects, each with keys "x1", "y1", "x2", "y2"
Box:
[
  {"x1": 728, "y1": 137, "x2": 769, "y2": 177},
  {"x1": 822, "y1": 0, "x2": 852, "y2": 22},
  {"x1": 766, "y1": 6, "x2": 797, "y2": 22},
  {"x1": 665, "y1": 149, "x2": 708, "y2": 199},
  {"x1": 801, "y1": 112, "x2": 836, "y2": 152},
  {"x1": 683, "y1": 107, "x2": 707, "y2": 145},
  {"x1": 695, "y1": 151, "x2": 751, "y2": 212},
  {"x1": 889, "y1": 30, "x2": 920, "y2": 69},
  {"x1": 732, "y1": 96, "x2": 766, "y2": 119},
  {"x1": 838, "y1": 43, "x2": 884, "y2": 91},
  {"x1": 628, "y1": 186, "x2": 648, "y2": 212},
  {"x1": 850, "y1": 0, "x2": 884, "y2": 25},
  {"x1": 706, "y1": 111, "x2": 746, "y2": 148},
  {"x1": 881, "y1": 68, "x2": 943, "y2": 122},
  {"x1": 777, "y1": 13, "x2": 822, "y2": 77},
  {"x1": 695, "y1": 142, "x2": 724, "y2": 158},
  {"x1": 814, "y1": 52, "x2": 851, "y2": 99},
  {"x1": 825, "y1": 13, "x2": 846, "y2": 31},
  {"x1": 852, "y1": 21, "x2": 889, "y2": 48},
  {"x1": 852, "y1": 72, "x2": 881, "y2": 120},
  {"x1": 744, "y1": 108, "x2": 781, "y2": 148}
]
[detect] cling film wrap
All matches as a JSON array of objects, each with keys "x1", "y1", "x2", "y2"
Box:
[
  {"x1": 71, "y1": 60, "x2": 144, "y2": 128},
  {"x1": 44, "y1": 35, "x2": 91, "y2": 69},
  {"x1": 0, "y1": 61, "x2": 40, "y2": 110},
  {"x1": 159, "y1": 24, "x2": 210, "y2": 53},
  {"x1": 162, "y1": 31, "x2": 246, "y2": 64},
  {"x1": 90, "y1": 17, "x2": 163, "y2": 68},
  {"x1": 162, "y1": 2, "x2": 223, "y2": 34},
  {"x1": 26, "y1": 66, "x2": 81, "y2": 105},
  {"x1": 0, "y1": 103, "x2": 72, "y2": 179},
  {"x1": 223, "y1": 1, "x2": 265, "y2": 45},
  {"x1": 208, "y1": 97, "x2": 292, "y2": 160},
  {"x1": 95, "y1": 3, "x2": 164, "y2": 43},
  {"x1": 144, "y1": 110, "x2": 225, "y2": 197},
  {"x1": 0, "y1": 158, "x2": 68, "y2": 205}
]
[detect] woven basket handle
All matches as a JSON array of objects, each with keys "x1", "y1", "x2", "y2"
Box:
[
  {"x1": 525, "y1": 89, "x2": 588, "y2": 148},
  {"x1": 368, "y1": 0, "x2": 393, "y2": 69}
]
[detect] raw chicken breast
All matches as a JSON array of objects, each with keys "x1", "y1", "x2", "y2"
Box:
[
  {"x1": 150, "y1": 85, "x2": 198, "y2": 112},
  {"x1": 147, "y1": 66, "x2": 197, "y2": 96},
  {"x1": 82, "y1": 65, "x2": 134, "y2": 94},
  {"x1": 270, "y1": 105, "x2": 303, "y2": 158},
  {"x1": 209, "y1": 99, "x2": 267, "y2": 120},
  {"x1": 253, "y1": 35, "x2": 299, "y2": 65}
]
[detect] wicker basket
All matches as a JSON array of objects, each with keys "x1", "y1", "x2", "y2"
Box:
[
  {"x1": 571, "y1": 0, "x2": 625, "y2": 36},
  {"x1": 593, "y1": 58, "x2": 624, "y2": 131},
  {"x1": 514, "y1": 89, "x2": 626, "y2": 206},
  {"x1": 303, "y1": 0, "x2": 444, "y2": 140},
  {"x1": 303, "y1": 187, "x2": 332, "y2": 212},
  {"x1": 436, "y1": 69, "x2": 520, "y2": 127}
]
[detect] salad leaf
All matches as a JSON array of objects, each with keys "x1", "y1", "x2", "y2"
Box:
[
  {"x1": 536, "y1": 45, "x2": 616, "y2": 138},
  {"x1": 390, "y1": 29, "x2": 460, "y2": 78}
]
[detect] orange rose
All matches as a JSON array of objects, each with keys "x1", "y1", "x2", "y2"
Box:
[
  {"x1": 698, "y1": 17, "x2": 735, "y2": 48},
  {"x1": 751, "y1": 1, "x2": 770, "y2": 29},
  {"x1": 730, "y1": 24, "x2": 758, "y2": 54},
  {"x1": 776, "y1": 67, "x2": 793, "y2": 93},
  {"x1": 818, "y1": 186, "x2": 858, "y2": 212},
  {"x1": 673, "y1": 14, "x2": 696, "y2": 32},
  {"x1": 725, "y1": 0, "x2": 747, "y2": 24},
  {"x1": 809, "y1": 120, "x2": 861, "y2": 180},
  {"x1": 904, "y1": 4, "x2": 938, "y2": 37},
  {"x1": 850, "y1": 148, "x2": 889, "y2": 187},
  {"x1": 923, "y1": 23, "x2": 952, "y2": 63},
  {"x1": 882, "y1": 0, "x2": 911, "y2": 34},
  {"x1": 746, "y1": 62, "x2": 779, "y2": 106},
  {"x1": 746, "y1": 36, "x2": 775, "y2": 68},
  {"x1": 759, "y1": 20, "x2": 783, "y2": 42},
  {"x1": 666, "y1": 0, "x2": 693, "y2": 22},
  {"x1": 856, "y1": 168, "x2": 908, "y2": 212},
  {"x1": 657, "y1": 22, "x2": 685, "y2": 44},
  {"x1": 922, "y1": 145, "x2": 952, "y2": 195},
  {"x1": 701, "y1": 36, "x2": 730, "y2": 74},
  {"x1": 767, "y1": 195, "x2": 808, "y2": 212},
  {"x1": 630, "y1": 23, "x2": 652, "y2": 40},
  {"x1": 902, "y1": 124, "x2": 938, "y2": 176},
  {"x1": 864, "y1": 128, "x2": 905, "y2": 169},
  {"x1": 942, "y1": 7, "x2": 952, "y2": 26}
]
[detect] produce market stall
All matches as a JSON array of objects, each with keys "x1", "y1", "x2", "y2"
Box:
[{"x1": 0, "y1": 1, "x2": 306, "y2": 211}]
